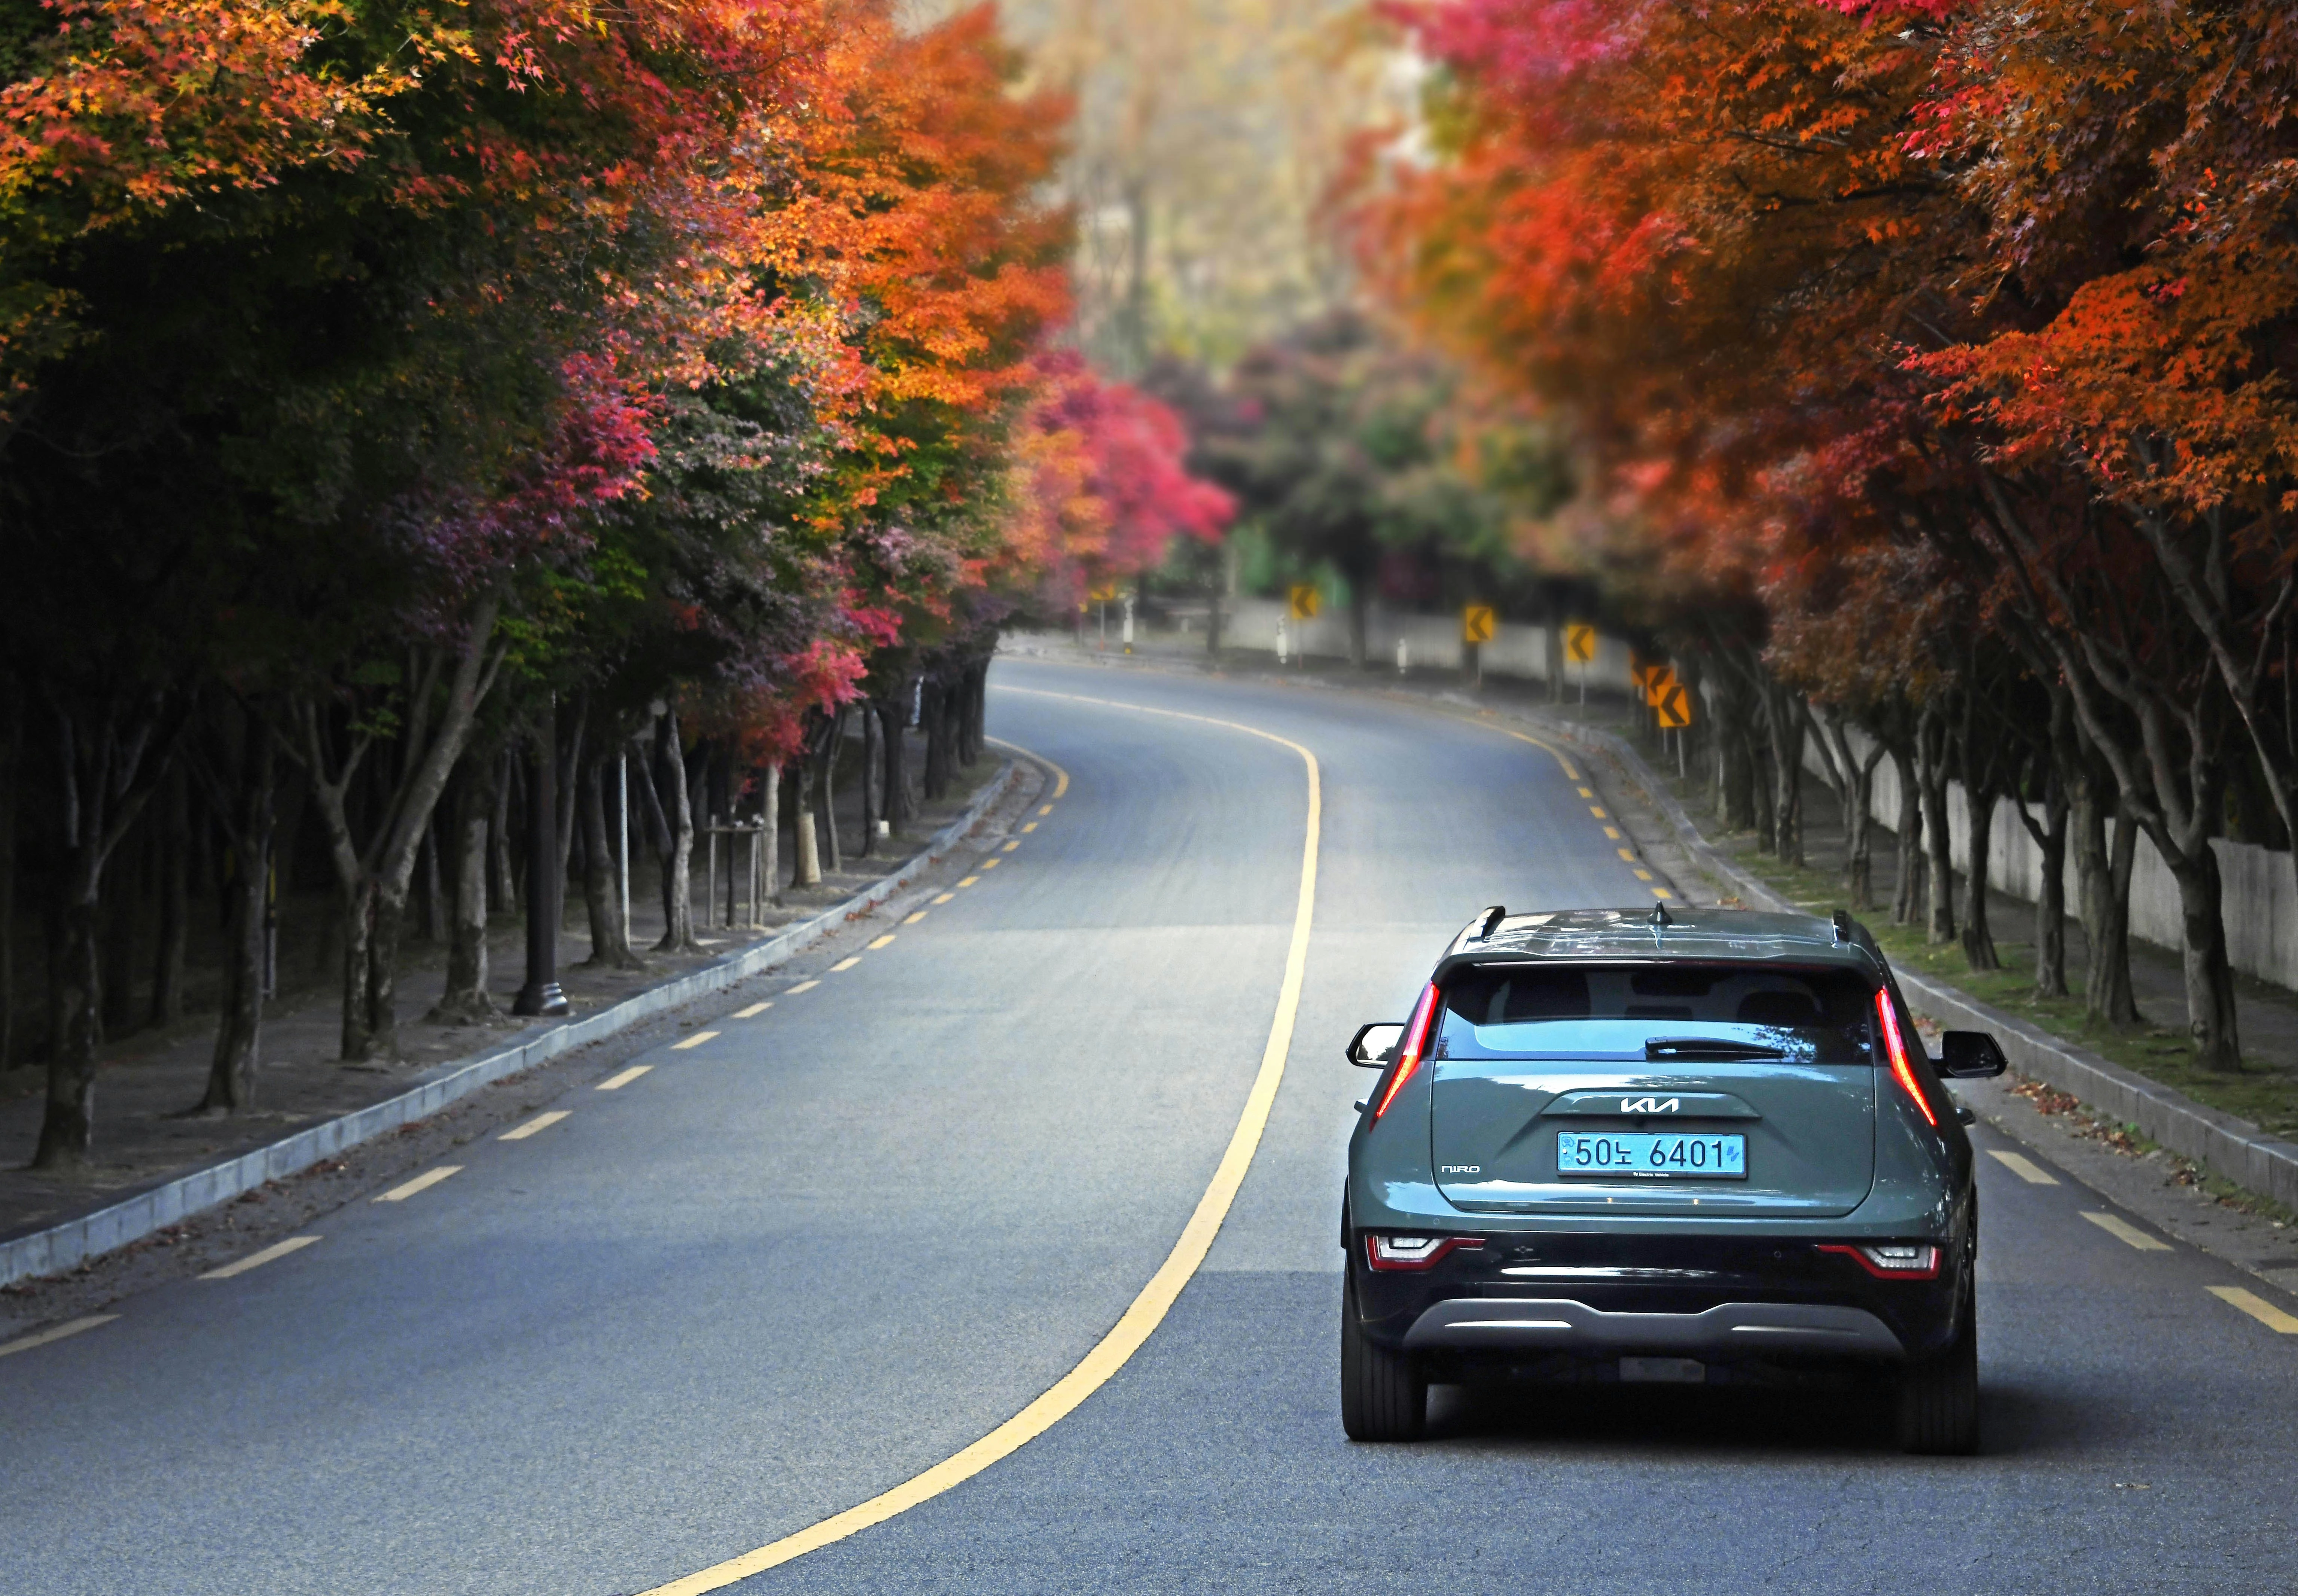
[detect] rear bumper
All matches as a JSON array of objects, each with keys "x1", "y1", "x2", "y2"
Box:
[{"x1": 1401, "y1": 1296, "x2": 1904, "y2": 1359}]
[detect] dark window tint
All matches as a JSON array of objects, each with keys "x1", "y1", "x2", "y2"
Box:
[{"x1": 1438, "y1": 964, "x2": 1876, "y2": 1059}]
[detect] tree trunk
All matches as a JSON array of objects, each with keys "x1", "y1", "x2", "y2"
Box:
[
  {"x1": 580, "y1": 752, "x2": 642, "y2": 968},
  {"x1": 921, "y1": 678, "x2": 950, "y2": 800},
  {"x1": 1545, "y1": 618, "x2": 1565, "y2": 704},
  {"x1": 2165, "y1": 842, "x2": 2243, "y2": 1070},
  {"x1": 490, "y1": 750, "x2": 518, "y2": 913},
  {"x1": 2031, "y1": 795, "x2": 2070, "y2": 1000},
  {"x1": 1889, "y1": 742, "x2": 1924, "y2": 928},
  {"x1": 1762, "y1": 687, "x2": 1806, "y2": 867},
  {"x1": 877, "y1": 694, "x2": 911, "y2": 830},
  {"x1": 653, "y1": 710, "x2": 698, "y2": 952},
  {"x1": 100, "y1": 835, "x2": 140, "y2": 1038},
  {"x1": 759, "y1": 763, "x2": 782, "y2": 908},
  {"x1": 199, "y1": 727, "x2": 274, "y2": 1113},
  {"x1": 2077, "y1": 797, "x2": 2142, "y2": 1026},
  {"x1": 1960, "y1": 786, "x2": 2000, "y2": 971},
  {"x1": 428, "y1": 756, "x2": 498, "y2": 1025},
  {"x1": 1845, "y1": 744, "x2": 1882, "y2": 912},
  {"x1": 817, "y1": 707, "x2": 845, "y2": 873},
  {"x1": 792, "y1": 753, "x2": 822, "y2": 889},
  {"x1": 859, "y1": 705, "x2": 879, "y2": 858},
  {"x1": 1710, "y1": 670, "x2": 1758, "y2": 831},
  {"x1": 1347, "y1": 586, "x2": 1368, "y2": 669},
  {"x1": 147, "y1": 766, "x2": 189, "y2": 1029},
  {"x1": 1917, "y1": 709, "x2": 1957, "y2": 945},
  {"x1": 0, "y1": 680, "x2": 16, "y2": 1071},
  {"x1": 1748, "y1": 740, "x2": 1776, "y2": 854}
]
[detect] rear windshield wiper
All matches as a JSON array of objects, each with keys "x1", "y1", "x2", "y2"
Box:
[{"x1": 1644, "y1": 1037, "x2": 1787, "y2": 1063}]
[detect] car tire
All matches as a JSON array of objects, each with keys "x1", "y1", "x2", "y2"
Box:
[
  {"x1": 1896, "y1": 1292, "x2": 1978, "y2": 1456},
  {"x1": 1341, "y1": 1272, "x2": 1426, "y2": 1442}
]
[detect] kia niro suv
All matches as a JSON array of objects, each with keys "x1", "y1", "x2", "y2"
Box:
[{"x1": 1340, "y1": 905, "x2": 2007, "y2": 1454}]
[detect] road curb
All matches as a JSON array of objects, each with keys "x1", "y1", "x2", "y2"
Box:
[
  {"x1": 1558, "y1": 718, "x2": 2298, "y2": 1216},
  {"x1": 0, "y1": 760, "x2": 1026, "y2": 1289}
]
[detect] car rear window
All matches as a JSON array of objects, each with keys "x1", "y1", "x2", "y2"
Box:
[{"x1": 1435, "y1": 963, "x2": 1877, "y2": 1062}]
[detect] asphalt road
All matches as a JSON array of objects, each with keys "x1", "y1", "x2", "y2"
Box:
[{"x1": 2, "y1": 659, "x2": 2294, "y2": 1594}]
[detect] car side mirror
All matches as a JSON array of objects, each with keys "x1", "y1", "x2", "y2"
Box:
[
  {"x1": 1938, "y1": 1031, "x2": 2009, "y2": 1079},
  {"x1": 1347, "y1": 1022, "x2": 1405, "y2": 1068}
]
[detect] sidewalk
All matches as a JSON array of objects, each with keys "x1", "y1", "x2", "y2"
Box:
[{"x1": 0, "y1": 741, "x2": 1009, "y2": 1254}]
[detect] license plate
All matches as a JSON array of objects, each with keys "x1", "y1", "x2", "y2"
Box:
[{"x1": 1556, "y1": 1131, "x2": 1746, "y2": 1179}]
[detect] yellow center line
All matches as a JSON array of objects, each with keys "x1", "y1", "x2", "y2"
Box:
[
  {"x1": 597, "y1": 1065, "x2": 653, "y2": 1090},
  {"x1": 1001, "y1": 839, "x2": 1021, "y2": 853},
  {"x1": 1650, "y1": 887, "x2": 1673, "y2": 900},
  {"x1": 644, "y1": 687, "x2": 1322, "y2": 1594},
  {"x1": 733, "y1": 1002, "x2": 772, "y2": 1019},
  {"x1": 868, "y1": 934, "x2": 896, "y2": 950},
  {"x1": 500, "y1": 1110, "x2": 570, "y2": 1141},
  {"x1": 932, "y1": 892, "x2": 955, "y2": 904},
  {"x1": 2082, "y1": 1211, "x2": 2171, "y2": 1251},
  {"x1": 672, "y1": 1031, "x2": 718, "y2": 1051},
  {"x1": 1578, "y1": 787, "x2": 1594, "y2": 799},
  {"x1": 203, "y1": 1236, "x2": 323, "y2": 1277},
  {"x1": 375, "y1": 1168, "x2": 460, "y2": 1204},
  {"x1": 980, "y1": 859, "x2": 1000, "y2": 872},
  {"x1": 1039, "y1": 803, "x2": 1055, "y2": 816},
  {"x1": 0, "y1": 1315, "x2": 117, "y2": 1360},
  {"x1": 1987, "y1": 1149, "x2": 2059, "y2": 1185},
  {"x1": 957, "y1": 878, "x2": 978, "y2": 889},
  {"x1": 1378, "y1": 692, "x2": 1581, "y2": 781},
  {"x1": 1590, "y1": 806, "x2": 1608, "y2": 819},
  {"x1": 985, "y1": 736, "x2": 1071, "y2": 801},
  {"x1": 2208, "y1": 1285, "x2": 2298, "y2": 1334},
  {"x1": 903, "y1": 911, "x2": 927, "y2": 925},
  {"x1": 1617, "y1": 848, "x2": 1636, "y2": 862},
  {"x1": 1604, "y1": 826, "x2": 1621, "y2": 840},
  {"x1": 830, "y1": 956, "x2": 862, "y2": 971},
  {"x1": 786, "y1": 980, "x2": 819, "y2": 995},
  {"x1": 1022, "y1": 822, "x2": 1038, "y2": 833},
  {"x1": 1634, "y1": 869, "x2": 1654, "y2": 882}
]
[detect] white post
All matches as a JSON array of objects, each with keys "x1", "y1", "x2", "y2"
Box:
[
  {"x1": 1121, "y1": 595, "x2": 1135, "y2": 652},
  {"x1": 1396, "y1": 634, "x2": 1409, "y2": 676},
  {"x1": 616, "y1": 753, "x2": 629, "y2": 939},
  {"x1": 1276, "y1": 617, "x2": 1289, "y2": 666}
]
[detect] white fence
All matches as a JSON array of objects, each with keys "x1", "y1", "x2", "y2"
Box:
[
  {"x1": 1802, "y1": 718, "x2": 2298, "y2": 992},
  {"x1": 1221, "y1": 597, "x2": 1640, "y2": 695}
]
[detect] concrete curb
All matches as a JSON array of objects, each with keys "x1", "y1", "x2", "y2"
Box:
[
  {"x1": 1555, "y1": 717, "x2": 2298, "y2": 1215},
  {"x1": 0, "y1": 760, "x2": 1026, "y2": 1289}
]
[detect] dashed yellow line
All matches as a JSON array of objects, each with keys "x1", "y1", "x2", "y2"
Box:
[
  {"x1": 0, "y1": 1315, "x2": 116, "y2": 1359},
  {"x1": 1001, "y1": 840, "x2": 1021, "y2": 853},
  {"x1": 2083, "y1": 1211, "x2": 2171, "y2": 1251},
  {"x1": 1039, "y1": 804, "x2": 1054, "y2": 817},
  {"x1": 957, "y1": 878, "x2": 978, "y2": 889},
  {"x1": 1988, "y1": 1149, "x2": 2058, "y2": 1185},
  {"x1": 867, "y1": 934, "x2": 896, "y2": 950},
  {"x1": 1590, "y1": 806, "x2": 1608, "y2": 819},
  {"x1": 1604, "y1": 826, "x2": 1621, "y2": 840},
  {"x1": 2209, "y1": 1286, "x2": 2298, "y2": 1334},
  {"x1": 830, "y1": 956, "x2": 861, "y2": 972},
  {"x1": 1617, "y1": 848, "x2": 1636, "y2": 861},
  {"x1": 903, "y1": 911, "x2": 927, "y2": 925},
  {"x1": 1022, "y1": 822, "x2": 1039, "y2": 833},
  {"x1": 1578, "y1": 787, "x2": 1594, "y2": 799},
  {"x1": 375, "y1": 1168, "x2": 460, "y2": 1204},
  {"x1": 500, "y1": 1110, "x2": 569, "y2": 1141},
  {"x1": 201, "y1": 1235, "x2": 324, "y2": 1278},
  {"x1": 786, "y1": 980, "x2": 819, "y2": 995},
  {"x1": 933, "y1": 892, "x2": 955, "y2": 904},
  {"x1": 1650, "y1": 887, "x2": 1673, "y2": 900},
  {"x1": 733, "y1": 1002, "x2": 772, "y2": 1019},
  {"x1": 672, "y1": 1031, "x2": 718, "y2": 1051},
  {"x1": 597, "y1": 1065, "x2": 653, "y2": 1090},
  {"x1": 980, "y1": 859, "x2": 1000, "y2": 872},
  {"x1": 1633, "y1": 869, "x2": 1654, "y2": 882}
]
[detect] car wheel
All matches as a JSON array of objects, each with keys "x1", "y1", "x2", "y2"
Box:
[
  {"x1": 1896, "y1": 1291, "x2": 1978, "y2": 1455},
  {"x1": 1341, "y1": 1272, "x2": 1426, "y2": 1442}
]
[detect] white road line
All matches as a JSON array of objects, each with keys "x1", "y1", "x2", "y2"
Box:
[
  {"x1": 501, "y1": 1111, "x2": 569, "y2": 1141},
  {"x1": 868, "y1": 934, "x2": 896, "y2": 950},
  {"x1": 2208, "y1": 1286, "x2": 2298, "y2": 1334},
  {"x1": 375, "y1": 1168, "x2": 461, "y2": 1204},
  {"x1": 786, "y1": 980, "x2": 820, "y2": 994},
  {"x1": 733, "y1": 1002, "x2": 772, "y2": 1018},
  {"x1": 830, "y1": 956, "x2": 861, "y2": 972},
  {"x1": 1988, "y1": 1149, "x2": 2060, "y2": 1185},
  {"x1": 201, "y1": 1236, "x2": 323, "y2": 1276},
  {"x1": 672, "y1": 1031, "x2": 718, "y2": 1050},
  {"x1": 0, "y1": 1315, "x2": 118, "y2": 1359},
  {"x1": 2083, "y1": 1211, "x2": 2172, "y2": 1251},
  {"x1": 597, "y1": 1065, "x2": 652, "y2": 1091}
]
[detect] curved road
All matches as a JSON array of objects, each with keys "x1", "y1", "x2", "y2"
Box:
[{"x1": 1, "y1": 659, "x2": 2293, "y2": 1594}]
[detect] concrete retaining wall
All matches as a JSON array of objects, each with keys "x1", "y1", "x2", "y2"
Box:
[{"x1": 1221, "y1": 597, "x2": 1640, "y2": 696}]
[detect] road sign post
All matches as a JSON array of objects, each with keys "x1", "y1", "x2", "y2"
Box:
[
  {"x1": 1463, "y1": 605, "x2": 1495, "y2": 690},
  {"x1": 1565, "y1": 622, "x2": 1596, "y2": 708}
]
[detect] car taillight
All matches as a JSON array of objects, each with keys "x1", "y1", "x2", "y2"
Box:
[
  {"x1": 1366, "y1": 1234, "x2": 1487, "y2": 1271},
  {"x1": 1370, "y1": 981, "x2": 1441, "y2": 1121},
  {"x1": 1819, "y1": 1242, "x2": 1941, "y2": 1279},
  {"x1": 1874, "y1": 988, "x2": 1938, "y2": 1129}
]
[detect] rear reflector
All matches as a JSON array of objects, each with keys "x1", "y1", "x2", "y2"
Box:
[
  {"x1": 1818, "y1": 1242, "x2": 1941, "y2": 1280},
  {"x1": 1366, "y1": 1234, "x2": 1487, "y2": 1272},
  {"x1": 1370, "y1": 981, "x2": 1441, "y2": 1122},
  {"x1": 1874, "y1": 989, "x2": 1938, "y2": 1128}
]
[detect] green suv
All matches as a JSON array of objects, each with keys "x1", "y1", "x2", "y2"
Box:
[{"x1": 1340, "y1": 905, "x2": 2008, "y2": 1454}]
